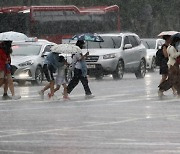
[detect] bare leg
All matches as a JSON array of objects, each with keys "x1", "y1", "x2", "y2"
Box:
[
  {"x1": 54, "y1": 85, "x2": 60, "y2": 93},
  {"x1": 172, "y1": 86, "x2": 177, "y2": 96},
  {"x1": 41, "y1": 83, "x2": 50, "y2": 93},
  {"x1": 7, "y1": 77, "x2": 15, "y2": 96},
  {"x1": 160, "y1": 74, "x2": 168, "y2": 84},
  {"x1": 62, "y1": 83, "x2": 69, "y2": 99},
  {"x1": 49, "y1": 80, "x2": 55, "y2": 97},
  {"x1": 0, "y1": 78, "x2": 4, "y2": 87}
]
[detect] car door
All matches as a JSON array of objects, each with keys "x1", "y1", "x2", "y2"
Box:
[
  {"x1": 129, "y1": 35, "x2": 143, "y2": 68},
  {"x1": 122, "y1": 36, "x2": 136, "y2": 69}
]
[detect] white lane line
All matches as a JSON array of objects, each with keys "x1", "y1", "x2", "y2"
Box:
[
  {"x1": 0, "y1": 114, "x2": 177, "y2": 139},
  {"x1": 101, "y1": 142, "x2": 180, "y2": 146},
  {"x1": 0, "y1": 118, "x2": 142, "y2": 138},
  {"x1": 0, "y1": 149, "x2": 33, "y2": 154},
  {"x1": 155, "y1": 150, "x2": 180, "y2": 153}
]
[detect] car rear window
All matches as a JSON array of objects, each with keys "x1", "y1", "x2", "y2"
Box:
[
  {"x1": 142, "y1": 39, "x2": 156, "y2": 49},
  {"x1": 12, "y1": 44, "x2": 42, "y2": 56}
]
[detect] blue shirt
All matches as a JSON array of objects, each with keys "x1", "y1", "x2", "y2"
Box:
[{"x1": 44, "y1": 52, "x2": 61, "y2": 72}]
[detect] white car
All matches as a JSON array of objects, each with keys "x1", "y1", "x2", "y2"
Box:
[
  {"x1": 141, "y1": 38, "x2": 165, "y2": 72},
  {"x1": 82, "y1": 32, "x2": 147, "y2": 79},
  {"x1": 11, "y1": 40, "x2": 56, "y2": 85}
]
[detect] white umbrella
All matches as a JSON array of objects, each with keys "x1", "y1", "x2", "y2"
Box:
[
  {"x1": 158, "y1": 31, "x2": 179, "y2": 37},
  {"x1": 0, "y1": 31, "x2": 29, "y2": 42},
  {"x1": 51, "y1": 44, "x2": 82, "y2": 54}
]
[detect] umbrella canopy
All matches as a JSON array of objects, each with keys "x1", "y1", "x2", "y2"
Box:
[
  {"x1": 71, "y1": 33, "x2": 104, "y2": 42},
  {"x1": 158, "y1": 31, "x2": 179, "y2": 37},
  {"x1": 0, "y1": 31, "x2": 29, "y2": 42},
  {"x1": 51, "y1": 44, "x2": 82, "y2": 54},
  {"x1": 171, "y1": 33, "x2": 180, "y2": 40}
]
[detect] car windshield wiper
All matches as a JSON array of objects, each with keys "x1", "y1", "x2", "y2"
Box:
[{"x1": 111, "y1": 38, "x2": 116, "y2": 48}]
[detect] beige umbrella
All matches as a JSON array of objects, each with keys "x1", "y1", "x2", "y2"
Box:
[
  {"x1": 158, "y1": 31, "x2": 179, "y2": 37},
  {"x1": 51, "y1": 44, "x2": 82, "y2": 54}
]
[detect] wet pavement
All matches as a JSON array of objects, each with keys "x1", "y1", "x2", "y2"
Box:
[{"x1": 0, "y1": 71, "x2": 180, "y2": 154}]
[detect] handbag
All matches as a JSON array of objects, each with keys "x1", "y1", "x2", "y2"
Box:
[{"x1": 176, "y1": 56, "x2": 180, "y2": 64}]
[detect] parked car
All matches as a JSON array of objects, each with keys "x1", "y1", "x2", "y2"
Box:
[
  {"x1": 141, "y1": 38, "x2": 165, "y2": 72},
  {"x1": 11, "y1": 40, "x2": 56, "y2": 85},
  {"x1": 82, "y1": 32, "x2": 147, "y2": 80}
]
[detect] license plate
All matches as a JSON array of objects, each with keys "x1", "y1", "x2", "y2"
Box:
[{"x1": 87, "y1": 64, "x2": 95, "y2": 68}]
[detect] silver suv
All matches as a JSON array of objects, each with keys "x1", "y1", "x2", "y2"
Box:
[{"x1": 83, "y1": 32, "x2": 147, "y2": 79}]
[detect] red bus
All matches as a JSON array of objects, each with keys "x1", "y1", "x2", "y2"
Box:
[{"x1": 0, "y1": 5, "x2": 120, "y2": 43}]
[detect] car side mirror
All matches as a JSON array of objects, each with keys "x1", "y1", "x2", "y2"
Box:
[
  {"x1": 42, "y1": 51, "x2": 49, "y2": 57},
  {"x1": 157, "y1": 45, "x2": 162, "y2": 49},
  {"x1": 124, "y1": 44, "x2": 132, "y2": 50}
]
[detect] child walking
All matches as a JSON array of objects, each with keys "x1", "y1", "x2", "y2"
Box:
[{"x1": 39, "y1": 55, "x2": 69, "y2": 100}]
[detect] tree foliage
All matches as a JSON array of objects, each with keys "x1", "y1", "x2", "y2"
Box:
[{"x1": 0, "y1": 0, "x2": 179, "y2": 37}]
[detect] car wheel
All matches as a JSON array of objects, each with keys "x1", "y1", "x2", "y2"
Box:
[
  {"x1": 113, "y1": 60, "x2": 124, "y2": 80},
  {"x1": 135, "y1": 59, "x2": 146, "y2": 79},
  {"x1": 149, "y1": 57, "x2": 156, "y2": 72},
  {"x1": 17, "y1": 80, "x2": 26, "y2": 86},
  {"x1": 31, "y1": 66, "x2": 43, "y2": 85}
]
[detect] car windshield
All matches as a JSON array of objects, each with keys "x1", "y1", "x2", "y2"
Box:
[
  {"x1": 142, "y1": 39, "x2": 156, "y2": 49},
  {"x1": 11, "y1": 44, "x2": 42, "y2": 56},
  {"x1": 83, "y1": 36, "x2": 122, "y2": 49}
]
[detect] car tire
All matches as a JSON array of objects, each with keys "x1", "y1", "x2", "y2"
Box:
[
  {"x1": 31, "y1": 66, "x2": 43, "y2": 85},
  {"x1": 135, "y1": 59, "x2": 146, "y2": 79},
  {"x1": 149, "y1": 57, "x2": 156, "y2": 72},
  {"x1": 113, "y1": 60, "x2": 124, "y2": 80}
]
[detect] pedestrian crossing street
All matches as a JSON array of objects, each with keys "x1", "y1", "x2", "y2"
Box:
[{"x1": 0, "y1": 87, "x2": 179, "y2": 105}]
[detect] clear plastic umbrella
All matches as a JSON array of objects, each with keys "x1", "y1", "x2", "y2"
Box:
[
  {"x1": 51, "y1": 44, "x2": 82, "y2": 54},
  {"x1": 0, "y1": 31, "x2": 29, "y2": 42}
]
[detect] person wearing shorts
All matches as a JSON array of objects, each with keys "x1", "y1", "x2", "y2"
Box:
[
  {"x1": 0, "y1": 40, "x2": 21, "y2": 100},
  {"x1": 39, "y1": 52, "x2": 62, "y2": 99},
  {"x1": 39, "y1": 55, "x2": 69, "y2": 100}
]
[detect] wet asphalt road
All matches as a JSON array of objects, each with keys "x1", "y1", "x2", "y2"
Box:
[{"x1": 0, "y1": 70, "x2": 180, "y2": 154}]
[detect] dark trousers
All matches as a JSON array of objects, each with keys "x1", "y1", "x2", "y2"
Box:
[{"x1": 67, "y1": 68, "x2": 92, "y2": 95}]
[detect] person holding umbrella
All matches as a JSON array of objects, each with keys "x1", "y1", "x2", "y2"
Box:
[
  {"x1": 67, "y1": 40, "x2": 94, "y2": 99},
  {"x1": 39, "y1": 51, "x2": 63, "y2": 99},
  {"x1": 158, "y1": 33, "x2": 180, "y2": 97},
  {"x1": 39, "y1": 55, "x2": 69, "y2": 100},
  {"x1": 157, "y1": 31, "x2": 178, "y2": 97}
]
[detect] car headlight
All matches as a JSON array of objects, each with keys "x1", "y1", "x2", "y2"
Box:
[
  {"x1": 103, "y1": 53, "x2": 116, "y2": 59},
  {"x1": 146, "y1": 55, "x2": 152, "y2": 60},
  {"x1": 18, "y1": 60, "x2": 34, "y2": 67}
]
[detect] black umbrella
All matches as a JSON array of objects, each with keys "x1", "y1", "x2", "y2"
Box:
[
  {"x1": 171, "y1": 33, "x2": 180, "y2": 40},
  {"x1": 71, "y1": 33, "x2": 104, "y2": 50}
]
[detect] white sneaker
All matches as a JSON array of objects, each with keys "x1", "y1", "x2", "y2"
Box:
[
  {"x1": 85, "y1": 94, "x2": 95, "y2": 99},
  {"x1": 12, "y1": 95, "x2": 21, "y2": 100},
  {"x1": 38, "y1": 90, "x2": 44, "y2": 99}
]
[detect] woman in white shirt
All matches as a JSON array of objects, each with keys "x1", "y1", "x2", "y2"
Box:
[
  {"x1": 167, "y1": 37, "x2": 180, "y2": 96},
  {"x1": 167, "y1": 44, "x2": 180, "y2": 67}
]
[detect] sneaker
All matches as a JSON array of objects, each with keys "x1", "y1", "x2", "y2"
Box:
[
  {"x1": 38, "y1": 90, "x2": 44, "y2": 99},
  {"x1": 12, "y1": 95, "x2": 21, "y2": 100},
  {"x1": 85, "y1": 94, "x2": 95, "y2": 99},
  {"x1": 2, "y1": 95, "x2": 12, "y2": 100}
]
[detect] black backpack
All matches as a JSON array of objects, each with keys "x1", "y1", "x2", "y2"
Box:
[{"x1": 155, "y1": 47, "x2": 164, "y2": 66}]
